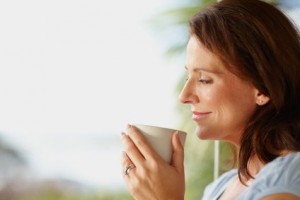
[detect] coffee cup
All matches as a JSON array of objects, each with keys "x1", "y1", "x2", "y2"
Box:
[{"x1": 132, "y1": 124, "x2": 187, "y2": 163}]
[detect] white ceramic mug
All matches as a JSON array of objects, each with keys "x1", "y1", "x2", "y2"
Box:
[{"x1": 133, "y1": 124, "x2": 187, "y2": 163}]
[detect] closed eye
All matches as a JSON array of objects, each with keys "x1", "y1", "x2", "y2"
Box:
[{"x1": 199, "y1": 79, "x2": 213, "y2": 84}]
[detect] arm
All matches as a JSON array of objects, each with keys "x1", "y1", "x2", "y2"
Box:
[{"x1": 261, "y1": 193, "x2": 300, "y2": 200}]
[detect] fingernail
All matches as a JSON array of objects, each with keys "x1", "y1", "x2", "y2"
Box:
[
  {"x1": 120, "y1": 132, "x2": 126, "y2": 139},
  {"x1": 127, "y1": 124, "x2": 132, "y2": 129}
]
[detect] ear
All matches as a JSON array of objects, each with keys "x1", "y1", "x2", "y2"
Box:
[{"x1": 255, "y1": 89, "x2": 270, "y2": 106}]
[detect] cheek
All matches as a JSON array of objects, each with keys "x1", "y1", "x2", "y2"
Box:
[
  {"x1": 217, "y1": 86, "x2": 257, "y2": 129},
  {"x1": 198, "y1": 85, "x2": 231, "y2": 108},
  {"x1": 196, "y1": 79, "x2": 256, "y2": 120},
  {"x1": 203, "y1": 85, "x2": 253, "y2": 123}
]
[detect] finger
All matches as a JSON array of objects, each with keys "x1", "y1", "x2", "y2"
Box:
[
  {"x1": 121, "y1": 132, "x2": 145, "y2": 166},
  {"x1": 126, "y1": 125, "x2": 160, "y2": 161},
  {"x1": 121, "y1": 151, "x2": 136, "y2": 178},
  {"x1": 171, "y1": 131, "x2": 184, "y2": 172},
  {"x1": 121, "y1": 151, "x2": 133, "y2": 166}
]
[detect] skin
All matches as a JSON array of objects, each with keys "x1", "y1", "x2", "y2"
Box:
[
  {"x1": 261, "y1": 194, "x2": 300, "y2": 200},
  {"x1": 120, "y1": 36, "x2": 297, "y2": 200},
  {"x1": 121, "y1": 126, "x2": 185, "y2": 200},
  {"x1": 179, "y1": 36, "x2": 262, "y2": 146}
]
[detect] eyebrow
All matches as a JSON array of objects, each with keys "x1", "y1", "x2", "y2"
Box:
[{"x1": 184, "y1": 66, "x2": 225, "y2": 75}]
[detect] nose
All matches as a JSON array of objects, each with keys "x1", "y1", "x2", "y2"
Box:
[{"x1": 178, "y1": 78, "x2": 199, "y2": 104}]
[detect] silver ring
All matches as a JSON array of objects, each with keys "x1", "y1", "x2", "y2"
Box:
[{"x1": 124, "y1": 164, "x2": 135, "y2": 175}]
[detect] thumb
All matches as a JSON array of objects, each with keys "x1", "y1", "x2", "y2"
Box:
[{"x1": 171, "y1": 131, "x2": 184, "y2": 172}]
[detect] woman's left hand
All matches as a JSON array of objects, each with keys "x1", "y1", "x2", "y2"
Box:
[{"x1": 121, "y1": 125, "x2": 185, "y2": 200}]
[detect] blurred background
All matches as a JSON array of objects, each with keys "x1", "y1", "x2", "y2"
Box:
[{"x1": 0, "y1": 0, "x2": 299, "y2": 199}]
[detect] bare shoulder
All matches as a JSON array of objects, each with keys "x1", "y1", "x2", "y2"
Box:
[{"x1": 261, "y1": 193, "x2": 300, "y2": 200}]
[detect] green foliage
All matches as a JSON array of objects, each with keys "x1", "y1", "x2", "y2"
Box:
[
  {"x1": 96, "y1": 193, "x2": 133, "y2": 200},
  {"x1": 2, "y1": 187, "x2": 133, "y2": 200},
  {"x1": 17, "y1": 193, "x2": 133, "y2": 200}
]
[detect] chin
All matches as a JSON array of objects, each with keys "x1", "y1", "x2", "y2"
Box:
[{"x1": 195, "y1": 126, "x2": 212, "y2": 140}]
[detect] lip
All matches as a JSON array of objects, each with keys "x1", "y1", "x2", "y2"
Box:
[{"x1": 192, "y1": 111, "x2": 212, "y2": 121}]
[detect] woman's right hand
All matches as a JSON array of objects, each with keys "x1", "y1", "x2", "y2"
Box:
[{"x1": 121, "y1": 125, "x2": 185, "y2": 200}]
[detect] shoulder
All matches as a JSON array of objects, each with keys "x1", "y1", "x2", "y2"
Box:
[
  {"x1": 202, "y1": 169, "x2": 237, "y2": 200},
  {"x1": 255, "y1": 152, "x2": 300, "y2": 185},
  {"x1": 243, "y1": 152, "x2": 300, "y2": 199}
]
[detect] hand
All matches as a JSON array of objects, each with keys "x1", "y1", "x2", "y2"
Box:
[{"x1": 121, "y1": 125, "x2": 185, "y2": 200}]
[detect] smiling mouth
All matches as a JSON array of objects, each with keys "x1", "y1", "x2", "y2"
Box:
[{"x1": 192, "y1": 111, "x2": 212, "y2": 120}]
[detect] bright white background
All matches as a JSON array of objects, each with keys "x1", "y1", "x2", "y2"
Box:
[{"x1": 0, "y1": 0, "x2": 185, "y2": 190}]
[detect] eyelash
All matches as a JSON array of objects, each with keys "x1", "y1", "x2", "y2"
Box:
[
  {"x1": 185, "y1": 76, "x2": 213, "y2": 84},
  {"x1": 198, "y1": 79, "x2": 213, "y2": 84}
]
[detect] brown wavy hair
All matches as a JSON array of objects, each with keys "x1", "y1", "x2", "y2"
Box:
[{"x1": 189, "y1": 0, "x2": 300, "y2": 182}]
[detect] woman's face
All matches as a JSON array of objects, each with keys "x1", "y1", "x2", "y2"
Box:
[{"x1": 179, "y1": 36, "x2": 259, "y2": 145}]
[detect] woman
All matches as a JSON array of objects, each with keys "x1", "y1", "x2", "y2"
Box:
[{"x1": 121, "y1": 0, "x2": 300, "y2": 199}]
